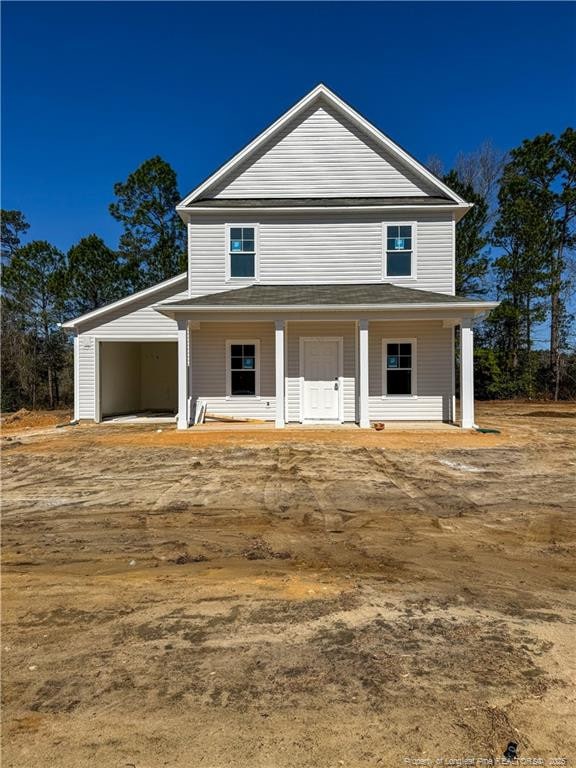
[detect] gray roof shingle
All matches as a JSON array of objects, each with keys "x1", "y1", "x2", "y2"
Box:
[
  {"x1": 161, "y1": 283, "x2": 486, "y2": 308},
  {"x1": 188, "y1": 196, "x2": 453, "y2": 209}
]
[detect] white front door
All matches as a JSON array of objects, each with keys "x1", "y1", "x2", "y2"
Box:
[{"x1": 302, "y1": 338, "x2": 341, "y2": 421}]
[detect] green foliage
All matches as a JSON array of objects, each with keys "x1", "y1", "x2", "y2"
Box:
[
  {"x1": 473, "y1": 348, "x2": 508, "y2": 399},
  {"x1": 556, "y1": 128, "x2": 576, "y2": 223},
  {"x1": 550, "y1": 128, "x2": 576, "y2": 398},
  {"x1": 443, "y1": 171, "x2": 489, "y2": 296},
  {"x1": 559, "y1": 350, "x2": 576, "y2": 400},
  {"x1": 109, "y1": 156, "x2": 186, "y2": 289},
  {"x1": 3, "y1": 240, "x2": 67, "y2": 329},
  {"x1": 486, "y1": 130, "x2": 575, "y2": 399},
  {"x1": 66, "y1": 234, "x2": 126, "y2": 316},
  {"x1": 2, "y1": 240, "x2": 70, "y2": 409},
  {"x1": 1, "y1": 209, "x2": 29, "y2": 263}
]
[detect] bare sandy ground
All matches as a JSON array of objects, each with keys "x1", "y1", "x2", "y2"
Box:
[{"x1": 2, "y1": 402, "x2": 575, "y2": 767}]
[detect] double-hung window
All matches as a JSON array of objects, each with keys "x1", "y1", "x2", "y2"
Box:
[
  {"x1": 227, "y1": 341, "x2": 260, "y2": 397},
  {"x1": 228, "y1": 226, "x2": 257, "y2": 279},
  {"x1": 384, "y1": 223, "x2": 414, "y2": 278},
  {"x1": 383, "y1": 340, "x2": 416, "y2": 396}
]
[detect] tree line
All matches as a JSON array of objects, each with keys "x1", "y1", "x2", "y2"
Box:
[
  {"x1": 1, "y1": 157, "x2": 186, "y2": 410},
  {"x1": 1, "y1": 131, "x2": 575, "y2": 412}
]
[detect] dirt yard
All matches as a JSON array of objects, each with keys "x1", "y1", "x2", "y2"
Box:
[{"x1": 2, "y1": 402, "x2": 575, "y2": 767}]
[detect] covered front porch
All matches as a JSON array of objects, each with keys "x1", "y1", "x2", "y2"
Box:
[
  {"x1": 170, "y1": 314, "x2": 478, "y2": 430},
  {"x1": 154, "y1": 283, "x2": 496, "y2": 431}
]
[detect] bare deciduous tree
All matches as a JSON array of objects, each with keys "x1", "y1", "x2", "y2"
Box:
[{"x1": 454, "y1": 140, "x2": 507, "y2": 220}]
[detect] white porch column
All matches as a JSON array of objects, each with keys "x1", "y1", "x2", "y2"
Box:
[
  {"x1": 460, "y1": 318, "x2": 475, "y2": 429},
  {"x1": 275, "y1": 319, "x2": 285, "y2": 428},
  {"x1": 177, "y1": 318, "x2": 189, "y2": 430},
  {"x1": 73, "y1": 332, "x2": 80, "y2": 422},
  {"x1": 358, "y1": 319, "x2": 370, "y2": 428}
]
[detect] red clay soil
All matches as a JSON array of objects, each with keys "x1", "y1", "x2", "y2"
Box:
[{"x1": 1, "y1": 408, "x2": 72, "y2": 434}]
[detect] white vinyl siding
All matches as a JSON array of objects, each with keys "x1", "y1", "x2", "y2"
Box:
[
  {"x1": 409, "y1": 216, "x2": 453, "y2": 293},
  {"x1": 190, "y1": 321, "x2": 358, "y2": 423},
  {"x1": 191, "y1": 323, "x2": 276, "y2": 420},
  {"x1": 286, "y1": 321, "x2": 356, "y2": 423},
  {"x1": 78, "y1": 335, "x2": 97, "y2": 419},
  {"x1": 75, "y1": 280, "x2": 188, "y2": 420},
  {"x1": 77, "y1": 313, "x2": 455, "y2": 424},
  {"x1": 207, "y1": 103, "x2": 438, "y2": 199},
  {"x1": 188, "y1": 212, "x2": 454, "y2": 296},
  {"x1": 368, "y1": 321, "x2": 453, "y2": 421},
  {"x1": 77, "y1": 290, "x2": 189, "y2": 338}
]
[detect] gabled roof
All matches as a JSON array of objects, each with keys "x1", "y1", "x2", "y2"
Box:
[
  {"x1": 61, "y1": 272, "x2": 188, "y2": 330},
  {"x1": 156, "y1": 283, "x2": 497, "y2": 315},
  {"x1": 177, "y1": 84, "x2": 468, "y2": 211}
]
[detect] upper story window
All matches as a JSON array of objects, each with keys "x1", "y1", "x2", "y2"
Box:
[
  {"x1": 228, "y1": 225, "x2": 257, "y2": 279},
  {"x1": 384, "y1": 223, "x2": 415, "y2": 278}
]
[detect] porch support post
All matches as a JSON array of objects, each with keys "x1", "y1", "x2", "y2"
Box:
[
  {"x1": 358, "y1": 319, "x2": 370, "y2": 428},
  {"x1": 275, "y1": 319, "x2": 285, "y2": 428},
  {"x1": 73, "y1": 331, "x2": 80, "y2": 422},
  {"x1": 177, "y1": 318, "x2": 189, "y2": 430},
  {"x1": 460, "y1": 318, "x2": 475, "y2": 429}
]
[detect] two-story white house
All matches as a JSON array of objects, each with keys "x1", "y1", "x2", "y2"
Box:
[{"x1": 63, "y1": 84, "x2": 498, "y2": 429}]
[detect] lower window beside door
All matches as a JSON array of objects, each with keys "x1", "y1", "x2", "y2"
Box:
[
  {"x1": 382, "y1": 339, "x2": 417, "y2": 397},
  {"x1": 226, "y1": 340, "x2": 261, "y2": 398}
]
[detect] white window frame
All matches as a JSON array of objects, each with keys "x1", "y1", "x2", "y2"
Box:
[
  {"x1": 225, "y1": 339, "x2": 261, "y2": 399},
  {"x1": 382, "y1": 221, "x2": 417, "y2": 280},
  {"x1": 382, "y1": 338, "x2": 418, "y2": 399},
  {"x1": 225, "y1": 223, "x2": 259, "y2": 282}
]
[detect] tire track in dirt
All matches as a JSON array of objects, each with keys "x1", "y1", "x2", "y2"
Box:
[
  {"x1": 151, "y1": 471, "x2": 203, "y2": 511},
  {"x1": 264, "y1": 445, "x2": 351, "y2": 532},
  {"x1": 362, "y1": 447, "x2": 482, "y2": 517}
]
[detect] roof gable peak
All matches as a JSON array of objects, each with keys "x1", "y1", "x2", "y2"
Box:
[{"x1": 177, "y1": 84, "x2": 467, "y2": 210}]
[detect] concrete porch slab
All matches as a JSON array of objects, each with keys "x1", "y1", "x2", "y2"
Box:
[{"x1": 189, "y1": 421, "x2": 458, "y2": 432}]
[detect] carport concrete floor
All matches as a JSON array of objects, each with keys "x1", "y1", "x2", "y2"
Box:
[
  {"x1": 102, "y1": 411, "x2": 177, "y2": 424},
  {"x1": 1, "y1": 401, "x2": 575, "y2": 767}
]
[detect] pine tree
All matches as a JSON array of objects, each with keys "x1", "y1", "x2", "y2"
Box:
[
  {"x1": 1, "y1": 209, "x2": 29, "y2": 263},
  {"x1": 443, "y1": 171, "x2": 490, "y2": 296},
  {"x1": 551, "y1": 128, "x2": 576, "y2": 399},
  {"x1": 3, "y1": 241, "x2": 68, "y2": 408},
  {"x1": 65, "y1": 234, "x2": 126, "y2": 316},
  {"x1": 491, "y1": 143, "x2": 556, "y2": 396},
  {"x1": 109, "y1": 156, "x2": 186, "y2": 289}
]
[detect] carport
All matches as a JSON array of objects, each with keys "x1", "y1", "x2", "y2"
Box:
[{"x1": 98, "y1": 341, "x2": 178, "y2": 421}]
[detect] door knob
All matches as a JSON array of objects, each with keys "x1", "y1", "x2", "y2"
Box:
[{"x1": 334, "y1": 381, "x2": 339, "y2": 390}]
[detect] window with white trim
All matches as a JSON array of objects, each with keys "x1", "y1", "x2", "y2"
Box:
[
  {"x1": 383, "y1": 340, "x2": 416, "y2": 396},
  {"x1": 227, "y1": 341, "x2": 259, "y2": 396},
  {"x1": 384, "y1": 224, "x2": 414, "y2": 277},
  {"x1": 228, "y1": 226, "x2": 256, "y2": 278}
]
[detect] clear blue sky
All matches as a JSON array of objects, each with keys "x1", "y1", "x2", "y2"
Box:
[{"x1": 2, "y1": 1, "x2": 575, "y2": 252}]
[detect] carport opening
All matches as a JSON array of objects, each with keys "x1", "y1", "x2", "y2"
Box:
[{"x1": 99, "y1": 341, "x2": 178, "y2": 421}]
